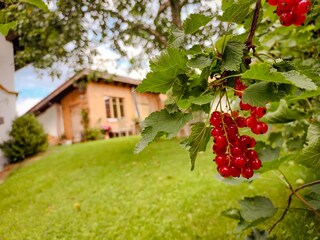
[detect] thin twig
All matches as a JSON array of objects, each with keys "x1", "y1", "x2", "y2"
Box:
[{"x1": 245, "y1": 0, "x2": 261, "y2": 51}]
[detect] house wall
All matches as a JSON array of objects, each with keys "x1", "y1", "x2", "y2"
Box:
[
  {"x1": 86, "y1": 82, "x2": 162, "y2": 135},
  {"x1": 36, "y1": 104, "x2": 64, "y2": 145},
  {"x1": 60, "y1": 89, "x2": 87, "y2": 141},
  {"x1": 0, "y1": 35, "x2": 16, "y2": 169}
]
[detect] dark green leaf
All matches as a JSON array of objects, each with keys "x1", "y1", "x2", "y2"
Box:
[
  {"x1": 183, "y1": 14, "x2": 213, "y2": 34},
  {"x1": 172, "y1": 74, "x2": 188, "y2": 100},
  {"x1": 221, "y1": 41, "x2": 245, "y2": 71},
  {"x1": 22, "y1": 0, "x2": 49, "y2": 12},
  {"x1": 239, "y1": 196, "x2": 277, "y2": 223},
  {"x1": 255, "y1": 142, "x2": 280, "y2": 162},
  {"x1": 290, "y1": 88, "x2": 320, "y2": 101},
  {"x1": 188, "y1": 56, "x2": 212, "y2": 69},
  {"x1": 215, "y1": 34, "x2": 233, "y2": 54},
  {"x1": 135, "y1": 109, "x2": 192, "y2": 153},
  {"x1": 221, "y1": 208, "x2": 241, "y2": 220},
  {"x1": 308, "y1": 200, "x2": 320, "y2": 210},
  {"x1": 185, "y1": 122, "x2": 211, "y2": 170},
  {"x1": 242, "y1": 82, "x2": 285, "y2": 107},
  {"x1": 281, "y1": 70, "x2": 317, "y2": 90},
  {"x1": 262, "y1": 100, "x2": 306, "y2": 123},
  {"x1": 218, "y1": 1, "x2": 255, "y2": 24},
  {"x1": 0, "y1": 21, "x2": 17, "y2": 36}
]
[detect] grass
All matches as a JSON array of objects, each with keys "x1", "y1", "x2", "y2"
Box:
[{"x1": 0, "y1": 137, "x2": 319, "y2": 240}]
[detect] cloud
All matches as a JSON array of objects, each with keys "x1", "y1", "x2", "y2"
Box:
[{"x1": 16, "y1": 97, "x2": 42, "y2": 116}]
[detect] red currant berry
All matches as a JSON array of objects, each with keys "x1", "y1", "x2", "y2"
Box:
[
  {"x1": 235, "y1": 116, "x2": 246, "y2": 128},
  {"x1": 218, "y1": 166, "x2": 231, "y2": 178},
  {"x1": 229, "y1": 166, "x2": 241, "y2": 177},
  {"x1": 249, "y1": 137, "x2": 256, "y2": 148},
  {"x1": 296, "y1": 0, "x2": 311, "y2": 14},
  {"x1": 222, "y1": 114, "x2": 234, "y2": 125},
  {"x1": 245, "y1": 149, "x2": 258, "y2": 160},
  {"x1": 245, "y1": 116, "x2": 257, "y2": 128},
  {"x1": 226, "y1": 124, "x2": 238, "y2": 137},
  {"x1": 214, "y1": 135, "x2": 228, "y2": 147},
  {"x1": 250, "y1": 158, "x2": 262, "y2": 170},
  {"x1": 239, "y1": 135, "x2": 253, "y2": 149},
  {"x1": 280, "y1": 12, "x2": 294, "y2": 26},
  {"x1": 251, "y1": 107, "x2": 267, "y2": 118},
  {"x1": 211, "y1": 111, "x2": 221, "y2": 118},
  {"x1": 252, "y1": 122, "x2": 268, "y2": 134},
  {"x1": 239, "y1": 101, "x2": 252, "y2": 111},
  {"x1": 211, "y1": 127, "x2": 224, "y2": 137},
  {"x1": 233, "y1": 155, "x2": 247, "y2": 168},
  {"x1": 276, "y1": 7, "x2": 285, "y2": 16},
  {"x1": 278, "y1": 0, "x2": 295, "y2": 11},
  {"x1": 214, "y1": 154, "x2": 229, "y2": 166},
  {"x1": 242, "y1": 167, "x2": 254, "y2": 179},
  {"x1": 213, "y1": 144, "x2": 227, "y2": 155},
  {"x1": 210, "y1": 116, "x2": 222, "y2": 127},
  {"x1": 293, "y1": 14, "x2": 306, "y2": 26},
  {"x1": 230, "y1": 146, "x2": 243, "y2": 156},
  {"x1": 268, "y1": 0, "x2": 279, "y2": 6}
]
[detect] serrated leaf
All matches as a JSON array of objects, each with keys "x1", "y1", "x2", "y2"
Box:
[
  {"x1": 290, "y1": 88, "x2": 320, "y2": 101},
  {"x1": 172, "y1": 74, "x2": 188, "y2": 100},
  {"x1": 188, "y1": 55, "x2": 212, "y2": 69},
  {"x1": 169, "y1": 29, "x2": 185, "y2": 47},
  {"x1": 255, "y1": 142, "x2": 280, "y2": 162},
  {"x1": 242, "y1": 82, "x2": 285, "y2": 107},
  {"x1": 281, "y1": 70, "x2": 317, "y2": 90},
  {"x1": 150, "y1": 48, "x2": 187, "y2": 72},
  {"x1": 219, "y1": 1, "x2": 254, "y2": 24},
  {"x1": 262, "y1": 100, "x2": 306, "y2": 123},
  {"x1": 216, "y1": 34, "x2": 233, "y2": 54},
  {"x1": 183, "y1": 13, "x2": 213, "y2": 34},
  {"x1": 221, "y1": 208, "x2": 241, "y2": 220},
  {"x1": 22, "y1": 0, "x2": 49, "y2": 11},
  {"x1": 306, "y1": 124, "x2": 320, "y2": 146},
  {"x1": 242, "y1": 63, "x2": 290, "y2": 84},
  {"x1": 185, "y1": 122, "x2": 211, "y2": 170},
  {"x1": 134, "y1": 109, "x2": 192, "y2": 153},
  {"x1": 187, "y1": 45, "x2": 202, "y2": 54},
  {"x1": 295, "y1": 142, "x2": 320, "y2": 170},
  {"x1": 177, "y1": 99, "x2": 191, "y2": 109},
  {"x1": 189, "y1": 95, "x2": 214, "y2": 105},
  {"x1": 221, "y1": 41, "x2": 245, "y2": 71},
  {"x1": 239, "y1": 196, "x2": 277, "y2": 223},
  {"x1": 0, "y1": 21, "x2": 17, "y2": 36}
]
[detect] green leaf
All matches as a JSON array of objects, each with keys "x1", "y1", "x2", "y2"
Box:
[
  {"x1": 150, "y1": 48, "x2": 187, "y2": 72},
  {"x1": 221, "y1": 208, "x2": 241, "y2": 220},
  {"x1": 189, "y1": 95, "x2": 214, "y2": 105},
  {"x1": 185, "y1": 122, "x2": 211, "y2": 170},
  {"x1": 262, "y1": 100, "x2": 306, "y2": 123},
  {"x1": 169, "y1": 29, "x2": 185, "y2": 47},
  {"x1": 295, "y1": 142, "x2": 320, "y2": 170},
  {"x1": 242, "y1": 63, "x2": 290, "y2": 84},
  {"x1": 188, "y1": 56, "x2": 212, "y2": 69},
  {"x1": 0, "y1": 21, "x2": 17, "y2": 36},
  {"x1": 172, "y1": 74, "x2": 188, "y2": 100},
  {"x1": 281, "y1": 70, "x2": 317, "y2": 90},
  {"x1": 242, "y1": 82, "x2": 285, "y2": 107},
  {"x1": 254, "y1": 142, "x2": 280, "y2": 162},
  {"x1": 186, "y1": 45, "x2": 202, "y2": 55},
  {"x1": 290, "y1": 88, "x2": 320, "y2": 101},
  {"x1": 257, "y1": 155, "x2": 293, "y2": 173},
  {"x1": 306, "y1": 124, "x2": 320, "y2": 146},
  {"x1": 215, "y1": 34, "x2": 233, "y2": 54},
  {"x1": 183, "y1": 13, "x2": 213, "y2": 34},
  {"x1": 134, "y1": 109, "x2": 192, "y2": 153},
  {"x1": 22, "y1": 0, "x2": 49, "y2": 12},
  {"x1": 218, "y1": 1, "x2": 254, "y2": 24},
  {"x1": 221, "y1": 41, "x2": 245, "y2": 71},
  {"x1": 239, "y1": 196, "x2": 277, "y2": 223}
]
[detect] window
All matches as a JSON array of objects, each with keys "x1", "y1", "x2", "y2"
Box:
[{"x1": 104, "y1": 97, "x2": 125, "y2": 119}]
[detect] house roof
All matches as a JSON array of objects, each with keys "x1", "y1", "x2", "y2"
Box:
[{"x1": 26, "y1": 69, "x2": 141, "y2": 115}]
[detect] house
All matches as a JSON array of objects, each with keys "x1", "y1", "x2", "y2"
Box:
[
  {"x1": 0, "y1": 35, "x2": 17, "y2": 169},
  {"x1": 27, "y1": 69, "x2": 163, "y2": 144}
]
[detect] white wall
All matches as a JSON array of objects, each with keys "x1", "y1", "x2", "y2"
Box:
[
  {"x1": 0, "y1": 35, "x2": 16, "y2": 169},
  {"x1": 37, "y1": 104, "x2": 64, "y2": 139}
]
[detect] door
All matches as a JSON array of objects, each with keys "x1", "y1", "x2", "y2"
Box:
[{"x1": 70, "y1": 105, "x2": 83, "y2": 142}]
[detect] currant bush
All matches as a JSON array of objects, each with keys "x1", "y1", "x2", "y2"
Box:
[
  {"x1": 267, "y1": 0, "x2": 312, "y2": 26},
  {"x1": 211, "y1": 78, "x2": 268, "y2": 179}
]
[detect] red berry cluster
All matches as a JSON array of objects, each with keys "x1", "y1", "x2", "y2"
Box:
[
  {"x1": 267, "y1": 0, "x2": 312, "y2": 26},
  {"x1": 210, "y1": 78, "x2": 268, "y2": 179}
]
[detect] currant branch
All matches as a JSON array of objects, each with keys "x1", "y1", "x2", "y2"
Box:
[{"x1": 245, "y1": 0, "x2": 262, "y2": 51}]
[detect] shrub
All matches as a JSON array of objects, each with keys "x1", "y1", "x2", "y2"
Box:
[
  {"x1": 82, "y1": 128, "x2": 104, "y2": 141},
  {"x1": 0, "y1": 114, "x2": 48, "y2": 163}
]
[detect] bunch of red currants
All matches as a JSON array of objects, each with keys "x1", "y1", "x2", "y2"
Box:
[
  {"x1": 267, "y1": 0, "x2": 312, "y2": 26},
  {"x1": 210, "y1": 78, "x2": 268, "y2": 179}
]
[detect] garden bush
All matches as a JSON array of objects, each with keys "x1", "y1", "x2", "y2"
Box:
[{"x1": 0, "y1": 114, "x2": 48, "y2": 163}]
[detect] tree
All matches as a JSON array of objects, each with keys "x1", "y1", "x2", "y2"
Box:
[
  {"x1": 0, "y1": 0, "x2": 222, "y2": 71},
  {"x1": 134, "y1": 0, "x2": 320, "y2": 238}
]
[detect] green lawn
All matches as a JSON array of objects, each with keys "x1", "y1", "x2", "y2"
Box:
[{"x1": 0, "y1": 137, "x2": 318, "y2": 239}]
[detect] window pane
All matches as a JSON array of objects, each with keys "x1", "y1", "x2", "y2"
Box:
[
  {"x1": 113, "y1": 98, "x2": 118, "y2": 118},
  {"x1": 119, "y1": 98, "x2": 124, "y2": 117},
  {"x1": 105, "y1": 98, "x2": 111, "y2": 118}
]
